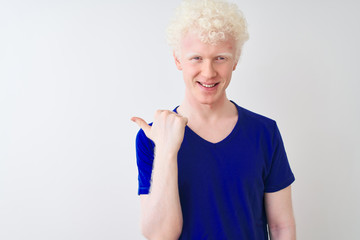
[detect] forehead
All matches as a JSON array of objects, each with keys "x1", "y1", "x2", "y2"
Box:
[{"x1": 180, "y1": 31, "x2": 236, "y2": 55}]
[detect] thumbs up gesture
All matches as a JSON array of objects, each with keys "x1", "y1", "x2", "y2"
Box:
[{"x1": 132, "y1": 110, "x2": 188, "y2": 156}]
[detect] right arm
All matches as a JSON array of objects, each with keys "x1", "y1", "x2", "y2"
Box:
[
  {"x1": 132, "y1": 110, "x2": 187, "y2": 240},
  {"x1": 140, "y1": 150, "x2": 182, "y2": 240}
]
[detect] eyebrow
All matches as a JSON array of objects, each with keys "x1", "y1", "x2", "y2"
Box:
[
  {"x1": 217, "y1": 53, "x2": 233, "y2": 58},
  {"x1": 185, "y1": 52, "x2": 233, "y2": 59},
  {"x1": 185, "y1": 53, "x2": 200, "y2": 59}
]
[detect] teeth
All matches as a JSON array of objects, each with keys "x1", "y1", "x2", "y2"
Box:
[{"x1": 200, "y1": 83, "x2": 216, "y2": 88}]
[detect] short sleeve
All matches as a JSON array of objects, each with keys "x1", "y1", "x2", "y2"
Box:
[
  {"x1": 264, "y1": 123, "x2": 295, "y2": 193},
  {"x1": 135, "y1": 129, "x2": 155, "y2": 195}
]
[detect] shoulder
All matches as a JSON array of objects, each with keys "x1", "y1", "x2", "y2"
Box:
[
  {"x1": 233, "y1": 102, "x2": 277, "y2": 133},
  {"x1": 135, "y1": 123, "x2": 155, "y2": 149}
]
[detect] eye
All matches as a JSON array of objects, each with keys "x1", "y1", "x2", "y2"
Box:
[
  {"x1": 215, "y1": 56, "x2": 226, "y2": 61},
  {"x1": 192, "y1": 56, "x2": 201, "y2": 61}
]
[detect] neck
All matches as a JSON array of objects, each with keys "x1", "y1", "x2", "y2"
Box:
[{"x1": 178, "y1": 93, "x2": 236, "y2": 122}]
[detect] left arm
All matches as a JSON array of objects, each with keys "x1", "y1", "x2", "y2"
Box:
[{"x1": 264, "y1": 185, "x2": 296, "y2": 240}]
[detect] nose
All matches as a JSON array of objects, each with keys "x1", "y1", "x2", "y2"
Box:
[{"x1": 201, "y1": 60, "x2": 217, "y2": 79}]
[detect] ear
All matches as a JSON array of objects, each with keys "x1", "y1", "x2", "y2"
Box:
[
  {"x1": 173, "y1": 51, "x2": 182, "y2": 70},
  {"x1": 232, "y1": 61, "x2": 238, "y2": 71},
  {"x1": 233, "y1": 49, "x2": 241, "y2": 71}
]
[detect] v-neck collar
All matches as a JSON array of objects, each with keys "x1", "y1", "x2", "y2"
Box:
[{"x1": 173, "y1": 100, "x2": 241, "y2": 146}]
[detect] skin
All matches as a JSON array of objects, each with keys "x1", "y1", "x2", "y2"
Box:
[
  {"x1": 265, "y1": 185, "x2": 296, "y2": 240},
  {"x1": 132, "y1": 31, "x2": 296, "y2": 240},
  {"x1": 131, "y1": 110, "x2": 186, "y2": 240},
  {"x1": 174, "y1": 31, "x2": 239, "y2": 143}
]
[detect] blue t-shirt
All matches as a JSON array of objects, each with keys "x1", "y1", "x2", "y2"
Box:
[{"x1": 135, "y1": 102, "x2": 295, "y2": 240}]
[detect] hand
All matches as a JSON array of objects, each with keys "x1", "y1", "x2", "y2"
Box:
[{"x1": 131, "y1": 110, "x2": 188, "y2": 155}]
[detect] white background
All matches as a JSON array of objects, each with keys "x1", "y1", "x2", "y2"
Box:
[{"x1": 1, "y1": 0, "x2": 359, "y2": 239}]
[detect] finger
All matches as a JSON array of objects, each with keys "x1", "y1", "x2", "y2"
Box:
[{"x1": 131, "y1": 117, "x2": 151, "y2": 137}]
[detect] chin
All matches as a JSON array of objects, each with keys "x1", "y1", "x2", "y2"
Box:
[{"x1": 197, "y1": 96, "x2": 219, "y2": 106}]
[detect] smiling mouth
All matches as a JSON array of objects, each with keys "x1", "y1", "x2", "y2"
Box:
[{"x1": 198, "y1": 82, "x2": 219, "y2": 88}]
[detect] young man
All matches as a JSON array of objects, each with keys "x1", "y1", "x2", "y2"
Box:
[{"x1": 132, "y1": 0, "x2": 296, "y2": 239}]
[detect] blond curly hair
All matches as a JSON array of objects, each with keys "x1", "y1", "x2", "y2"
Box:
[{"x1": 167, "y1": 0, "x2": 249, "y2": 60}]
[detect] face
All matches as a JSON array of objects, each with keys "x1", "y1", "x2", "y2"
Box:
[{"x1": 174, "y1": 31, "x2": 238, "y2": 106}]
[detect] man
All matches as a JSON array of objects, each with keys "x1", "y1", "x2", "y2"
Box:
[{"x1": 131, "y1": 0, "x2": 296, "y2": 239}]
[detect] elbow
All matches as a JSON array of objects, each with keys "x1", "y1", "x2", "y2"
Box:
[
  {"x1": 268, "y1": 221, "x2": 296, "y2": 240},
  {"x1": 141, "y1": 218, "x2": 183, "y2": 240}
]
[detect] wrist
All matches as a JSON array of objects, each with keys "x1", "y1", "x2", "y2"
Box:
[{"x1": 154, "y1": 146, "x2": 178, "y2": 160}]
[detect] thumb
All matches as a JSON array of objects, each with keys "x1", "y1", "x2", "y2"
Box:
[{"x1": 131, "y1": 117, "x2": 151, "y2": 138}]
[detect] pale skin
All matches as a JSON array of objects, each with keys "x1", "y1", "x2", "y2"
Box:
[
  {"x1": 132, "y1": 31, "x2": 296, "y2": 240},
  {"x1": 131, "y1": 110, "x2": 186, "y2": 240}
]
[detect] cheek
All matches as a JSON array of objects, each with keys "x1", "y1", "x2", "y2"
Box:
[
  {"x1": 182, "y1": 69, "x2": 195, "y2": 84},
  {"x1": 219, "y1": 66, "x2": 234, "y2": 79},
  {"x1": 183, "y1": 66, "x2": 199, "y2": 77}
]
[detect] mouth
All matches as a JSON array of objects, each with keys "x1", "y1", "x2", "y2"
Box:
[{"x1": 197, "y1": 82, "x2": 219, "y2": 88}]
